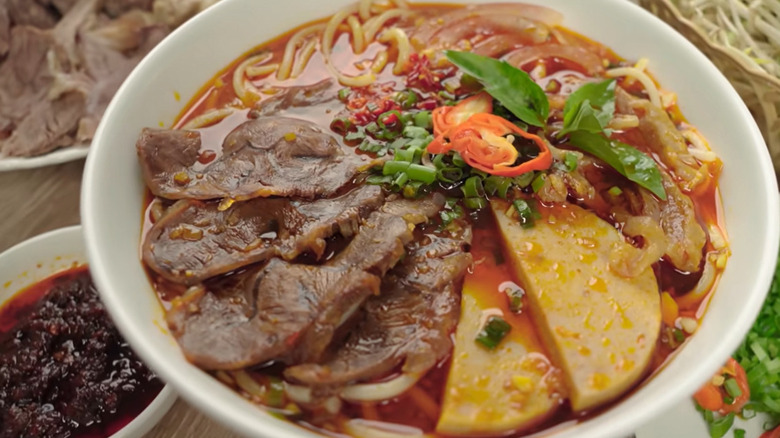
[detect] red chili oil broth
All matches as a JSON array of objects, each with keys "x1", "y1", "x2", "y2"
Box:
[{"x1": 138, "y1": 3, "x2": 726, "y2": 436}]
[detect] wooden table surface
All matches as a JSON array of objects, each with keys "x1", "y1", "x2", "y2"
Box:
[{"x1": 0, "y1": 159, "x2": 242, "y2": 438}]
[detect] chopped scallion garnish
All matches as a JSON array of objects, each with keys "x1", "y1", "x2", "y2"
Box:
[
  {"x1": 475, "y1": 316, "x2": 511, "y2": 350},
  {"x1": 513, "y1": 199, "x2": 540, "y2": 229}
]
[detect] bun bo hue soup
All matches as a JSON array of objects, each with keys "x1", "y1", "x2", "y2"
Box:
[{"x1": 136, "y1": 1, "x2": 728, "y2": 436}]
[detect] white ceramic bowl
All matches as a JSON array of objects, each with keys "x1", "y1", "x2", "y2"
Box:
[
  {"x1": 81, "y1": 0, "x2": 780, "y2": 437},
  {"x1": 0, "y1": 226, "x2": 177, "y2": 438}
]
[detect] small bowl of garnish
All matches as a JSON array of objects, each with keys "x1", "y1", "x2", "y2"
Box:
[{"x1": 0, "y1": 226, "x2": 176, "y2": 438}]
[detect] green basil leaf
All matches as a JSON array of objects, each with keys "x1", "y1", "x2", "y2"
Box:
[
  {"x1": 568, "y1": 131, "x2": 667, "y2": 200},
  {"x1": 445, "y1": 50, "x2": 549, "y2": 127},
  {"x1": 560, "y1": 79, "x2": 616, "y2": 136}
]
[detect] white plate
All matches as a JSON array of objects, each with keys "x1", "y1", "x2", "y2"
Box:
[
  {"x1": 0, "y1": 225, "x2": 177, "y2": 438},
  {"x1": 0, "y1": 144, "x2": 89, "y2": 172}
]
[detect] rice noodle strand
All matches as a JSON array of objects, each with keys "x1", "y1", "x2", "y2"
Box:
[
  {"x1": 233, "y1": 53, "x2": 272, "y2": 104},
  {"x1": 347, "y1": 15, "x2": 366, "y2": 53},
  {"x1": 277, "y1": 24, "x2": 326, "y2": 81},
  {"x1": 323, "y1": 4, "x2": 376, "y2": 86},
  {"x1": 378, "y1": 27, "x2": 413, "y2": 75},
  {"x1": 605, "y1": 66, "x2": 663, "y2": 108},
  {"x1": 182, "y1": 107, "x2": 236, "y2": 130},
  {"x1": 291, "y1": 39, "x2": 318, "y2": 79}
]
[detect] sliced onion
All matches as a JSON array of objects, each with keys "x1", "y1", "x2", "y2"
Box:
[
  {"x1": 284, "y1": 382, "x2": 313, "y2": 404},
  {"x1": 340, "y1": 373, "x2": 420, "y2": 402},
  {"x1": 504, "y1": 44, "x2": 605, "y2": 76},
  {"x1": 342, "y1": 419, "x2": 431, "y2": 438}
]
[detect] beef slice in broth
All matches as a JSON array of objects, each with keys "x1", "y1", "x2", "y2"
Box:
[
  {"x1": 143, "y1": 185, "x2": 384, "y2": 284},
  {"x1": 284, "y1": 228, "x2": 472, "y2": 391},
  {"x1": 137, "y1": 116, "x2": 377, "y2": 201},
  {"x1": 166, "y1": 196, "x2": 445, "y2": 370}
]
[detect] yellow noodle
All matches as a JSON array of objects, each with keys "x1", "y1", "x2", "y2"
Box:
[
  {"x1": 323, "y1": 4, "x2": 375, "y2": 86},
  {"x1": 347, "y1": 15, "x2": 366, "y2": 53},
  {"x1": 623, "y1": 57, "x2": 648, "y2": 86},
  {"x1": 277, "y1": 23, "x2": 325, "y2": 81},
  {"x1": 246, "y1": 63, "x2": 279, "y2": 78},
  {"x1": 181, "y1": 107, "x2": 236, "y2": 130},
  {"x1": 359, "y1": 0, "x2": 373, "y2": 21},
  {"x1": 291, "y1": 38, "x2": 318, "y2": 78},
  {"x1": 378, "y1": 27, "x2": 412, "y2": 75},
  {"x1": 608, "y1": 114, "x2": 639, "y2": 130},
  {"x1": 392, "y1": 0, "x2": 410, "y2": 8},
  {"x1": 371, "y1": 49, "x2": 389, "y2": 73},
  {"x1": 605, "y1": 67, "x2": 662, "y2": 108},
  {"x1": 233, "y1": 53, "x2": 271, "y2": 104},
  {"x1": 364, "y1": 9, "x2": 413, "y2": 42}
]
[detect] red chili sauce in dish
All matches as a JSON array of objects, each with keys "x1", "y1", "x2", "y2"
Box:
[{"x1": 0, "y1": 266, "x2": 163, "y2": 438}]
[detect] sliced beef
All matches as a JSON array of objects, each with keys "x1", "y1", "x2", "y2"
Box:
[
  {"x1": 2, "y1": 91, "x2": 86, "y2": 157},
  {"x1": 249, "y1": 79, "x2": 339, "y2": 118},
  {"x1": 0, "y1": 6, "x2": 9, "y2": 57},
  {"x1": 6, "y1": 0, "x2": 58, "y2": 29},
  {"x1": 138, "y1": 117, "x2": 375, "y2": 201},
  {"x1": 284, "y1": 227, "x2": 472, "y2": 389},
  {"x1": 143, "y1": 185, "x2": 384, "y2": 284},
  {"x1": 166, "y1": 196, "x2": 445, "y2": 370},
  {"x1": 152, "y1": 0, "x2": 219, "y2": 28},
  {"x1": 103, "y1": 0, "x2": 153, "y2": 17}
]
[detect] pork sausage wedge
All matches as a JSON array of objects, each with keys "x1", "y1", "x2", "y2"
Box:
[{"x1": 491, "y1": 199, "x2": 661, "y2": 412}]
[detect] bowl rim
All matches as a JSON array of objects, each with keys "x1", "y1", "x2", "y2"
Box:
[
  {"x1": 80, "y1": 0, "x2": 780, "y2": 437},
  {"x1": 0, "y1": 225, "x2": 177, "y2": 438}
]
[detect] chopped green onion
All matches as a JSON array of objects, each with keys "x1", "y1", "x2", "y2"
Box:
[
  {"x1": 484, "y1": 176, "x2": 512, "y2": 199},
  {"x1": 406, "y1": 164, "x2": 437, "y2": 184},
  {"x1": 513, "y1": 199, "x2": 540, "y2": 229},
  {"x1": 383, "y1": 160, "x2": 410, "y2": 175},
  {"x1": 395, "y1": 90, "x2": 419, "y2": 110},
  {"x1": 464, "y1": 197, "x2": 488, "y2": 210},
  {"x1": 391, "y1": 172, "x2": 409, "y2": 191},
  {"x1": 461, "y1": 176, "x2": 485, "y2": 198},
  {"x1": 366, "y1": 174, "x2": 392, "y2": 185},
  {"x1": 345, "y1": 130, "x2": 366, "y2": 142},
  {"x1": 394, "y1": 148, "x2": 416, "y2": 163},
  {"x1": 378, "y1": 110, "x2": 402, "y2": 129},
  {"x1": 673, "y1": 328, "x2": 685, "y2": 343},
  {"x1": 505, "y1": 286, "x2": 525, "y2": 313},
  {"x1": 403, "y1": 125, "x2": 430, "y2": 139},
  {"x1": 564, "y1": 152, "x2": 578, "y2": 172},
  {"x1": 365, "y1": 121, "x2": 380, "y2": 134},
  {"x1": 452, "y1": 152, "x2": 467, "y2": 168},
  {"x1": 475, "y1": 316, "x2": 511, "y2": 350},
  {"x1": 358, "y1": 140, "x2": 384, "y2": 154},
  {"x1": 437, "y1": 167, "x2": 464, "y2": 183},
  {"x1": 734, "y1": 429, "x2": 745, "y2": 438},
  {"x1": 724, "y1": 378, "x2": 743, "y2": 398},
  {"x1": 366, "y1": 102, "x2": 379, "y2": 113},
  {"x1": 432, "y1": 154, "x2": 446, "y2": 169},
  {"x1": 330, "y1": 117, "x2": 352, "y2": 135},
  {"x1": 267, "y1": 376, "x2": 285, "y2": 407},
  {"x1": 608, "y1": 186, "x2": 623, "y2": 196},
  {"x1": 707, "y1": 412, "x2": 734, "y2": 438},
  {"x1": 513, "y1": 171, "x2": 536, "y2": 188},
  {"x1": 403, "y1": 181, "x2": 424, "y2": 198},
  {"x1": 531, "y1": 173, "x2": 546, "y2": 193},
  {"x1": 439, "y1": 198, "x2": 464, "y2": 229},
  {"x1": 414, "y1": 110, "x2": 432, "y2": 129},
  {"x1": 338, "y1": 88, "x2": 350, "y2": 102}
]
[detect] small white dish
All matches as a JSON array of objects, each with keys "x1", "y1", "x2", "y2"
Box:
[
  {"x1": 0, "y1": 144, "x2": 89, "y2": 172},
  {"x1": 0, "y1": 226, "x2": 176, "y2": 438}
]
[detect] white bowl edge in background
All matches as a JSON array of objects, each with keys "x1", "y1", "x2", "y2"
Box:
[
  {"x1": 81, "y1": 0, "x2": 780, "y2": 437},
  {"x1": 0, "y1": 226, "x2": 177, "y2": 438}
]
